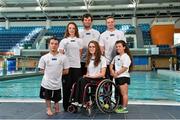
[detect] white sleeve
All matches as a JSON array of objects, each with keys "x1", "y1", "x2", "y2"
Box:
[
  {"x1": 95, "y1": 31, "x2": 100, "y2": 41},
  {"x1": 63, "y1": 56, "x2": 70, "y2": 69},
  {"x1": 101, "y1": 56, "x2": 107, "y2": 68},
  {"x1": 79, "y1": 31, "x2": 83, "y2": 39},
  {"x1": 122, "y1": 55, "x2": 131, "y2": 68},
  {"x1": 78, "y1": 38, "x2": 83, "y2": 49},
  {"x1": 38, "y1": 56, "x2": 45, "y2": 70},
  {"x1": 120, "y1": 31, "x2": 126, "y2": 43},
  {"x1": 59, "y1": 39, "x2": 65, "y2": 50},
  {"x1": 99, "y1": 34, "x2": 105, "y2": 47}
]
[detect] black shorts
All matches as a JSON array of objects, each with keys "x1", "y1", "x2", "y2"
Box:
[
  {"x1": 115, "y1": 77, "x2": 130, "y2": 86},
  {"x1": 39, "y1": 86, "x2": 61, "y2": 103}
]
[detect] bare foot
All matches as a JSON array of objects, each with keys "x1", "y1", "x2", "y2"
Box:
[
  {"x1": 54, "y1": 104, "x2": 60, "y2": 113},
  {"x1": 46, "y1": 108, "x2": 53, "y2": 116}
]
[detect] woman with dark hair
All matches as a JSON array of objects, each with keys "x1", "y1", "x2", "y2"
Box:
[
  {"x1": 73, "y1": 40, "x2": 107, "y2": 105},
  {"x1": 59, "y1": 22, "x2": 83, "y2": 111},
  {"x1": 110, "y1": 40, "x2": 133, "y2": 113}
]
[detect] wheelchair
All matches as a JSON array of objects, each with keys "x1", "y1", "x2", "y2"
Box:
[{"x1": 67, "y1": 78, "x2": 120, "y2": 116}]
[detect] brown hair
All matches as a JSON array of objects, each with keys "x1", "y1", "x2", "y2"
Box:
[
  {"x1": 106, "y1": 16, "x2": 115, "y2": 21},
  {"x1": 48, "y1": 36, "x2": 59, "y2": 44},
  {"x1": 64, "y1": 22, "x2": 79, "y2": 38},
  {"x1": 115, "y1": 40, "x2": 133, "y2": 72},
  {"x1": 82, "y1": 13, "x2": 93, "y2": 22},
  {"x1": 86, "y1": 40, "x2": 102, "y2": 67}
]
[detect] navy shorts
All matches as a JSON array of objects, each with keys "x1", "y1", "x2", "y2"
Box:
[
  {"x1": 115, "y1": 77, "x2": 130, "y2": 86},
  {"x1": 39, "y1": 86, "x2": 61, "y2": 103}
]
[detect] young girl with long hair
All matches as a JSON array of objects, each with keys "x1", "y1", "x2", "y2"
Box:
[
  {"x1": 110, "y1": 40, "x2": 133, "y2": 113},
  {"x1": 59, "y1": 22, "x2": 83, "y2": 111},
  {"x1": 73, "y1": 40, "x2": 106, "y2": 105}
]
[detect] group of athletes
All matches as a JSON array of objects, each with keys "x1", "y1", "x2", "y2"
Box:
[{"x1": 38, "y1": 13, "x2": 133, "y2": 116}]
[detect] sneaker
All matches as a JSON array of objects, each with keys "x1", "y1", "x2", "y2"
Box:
[
  {"x1": 71, "y1": 102, "x2": 79, "y2": 106},
  {"x1": 103, "y1": 103, "x2": 110, "y2": 109},
  {"x1": 115, "y1": 107, "x2": 128, "y2": 113}
]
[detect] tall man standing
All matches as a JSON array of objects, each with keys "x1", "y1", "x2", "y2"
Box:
[
  {"x1": 79, "y1": 13, "x2": 100, "y2": 75},
  {"x1": 99, "y1": 16, "x2": 126, "y2": 79},
  {"x1": 99, "y1": 16, "x2": 126, "y2": 106}
]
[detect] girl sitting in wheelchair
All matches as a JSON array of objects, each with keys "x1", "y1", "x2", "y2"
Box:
[{"x1": 68, "y1": 40, "x2": 107, "y2": 112}]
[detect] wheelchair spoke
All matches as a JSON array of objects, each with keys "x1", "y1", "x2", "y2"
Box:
[
  {"x1": 95, "y1": 79, "x2": 120, "y2": 113},
  {"x1": 103, "y1": 87, "x2": 112, "y2": 95},
  {"x1": 99, "y1": 93, "x2": 105, "y2": 97},
  {"x1": 110, "y1": 99, "x2": 116, "y2": 106}
]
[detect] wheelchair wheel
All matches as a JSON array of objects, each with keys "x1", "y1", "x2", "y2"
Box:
[
  {"x1": 95, "y1": 79, "x2": 120, "y2": 113},
  {"x1": 67, "y1": 105, "x2": 78, "y2": 113}
]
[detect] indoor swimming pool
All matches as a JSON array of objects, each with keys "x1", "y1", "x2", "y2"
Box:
[
  {"x1": 0, "y1": 71, "x2": 180, "y2": 102},
  {"x1": 129, "y1": 71, "x2": 180, "y2": 101}
]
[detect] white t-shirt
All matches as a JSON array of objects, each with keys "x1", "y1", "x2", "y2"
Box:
[
  {"x1": 99, "y1": 29, "x2": 126, "y2": 65},
  {"x1": 59, "y1": 37, "x2": 83, "y2": 68},
  {"x1": 38, "y1": 53, "x2": 69, "y2": 90},
  {"x1": 111, "y1": 53, "x2": 131, "y2": 78},
  {"x1": 87, "y1": 56, "x2": 107, "y2": 77},
  {"x1": 79, "y1": 28, "x2": 100, "y2": 62}
]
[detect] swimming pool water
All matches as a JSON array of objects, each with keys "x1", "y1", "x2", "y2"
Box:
[
  {"x1": 0, "y1": 72, "x2": 180, "y2": 102},
  {"x1": 0, "y1": 76, "x2": 42, "y2": 99},
  {"x1": 129, "y1": 72, "x2": 180, "y2": 102}
]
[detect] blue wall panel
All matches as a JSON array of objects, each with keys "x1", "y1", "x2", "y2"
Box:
[
  {"x1": 176, "y1": 48, "x2": 180, "y2": 56},
  {"x1": 133, "y1": 56, "x2": 148, "y2": 65},
  {"x1": 7, "y1": 59, "x2": 16, "y2": 71}
]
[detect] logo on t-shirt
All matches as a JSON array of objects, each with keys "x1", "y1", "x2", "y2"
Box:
[
  {"x1": 71, "y1": 40, "x2": 75, "y2": 42},
  {"x1": 52, "y1": 58, "x2": 57, "y2": 61},
  {"x1": 86, "y1": 33, "x2": 91, "y2": 35},
  {"x1": 110, "y1": 34, "x2": 115, "y2": 36}
]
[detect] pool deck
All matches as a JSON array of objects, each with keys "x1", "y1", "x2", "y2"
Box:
[{"x1": 0, "y1": 101, "x2": 180, "y2": 119}]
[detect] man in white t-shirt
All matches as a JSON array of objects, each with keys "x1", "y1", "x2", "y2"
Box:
[
  {"x1": 99, "y1": 16, "x2": 126, "y2": 106},
  {"x1": 79, "y1": 13, "x2": 100, "y2": 75},
  {"x1": 38, "y1": 37, "x2": 69, "y2": 116},
  {"x1": 99, "y1": 16, "x2": 126, "y2": 79}
]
